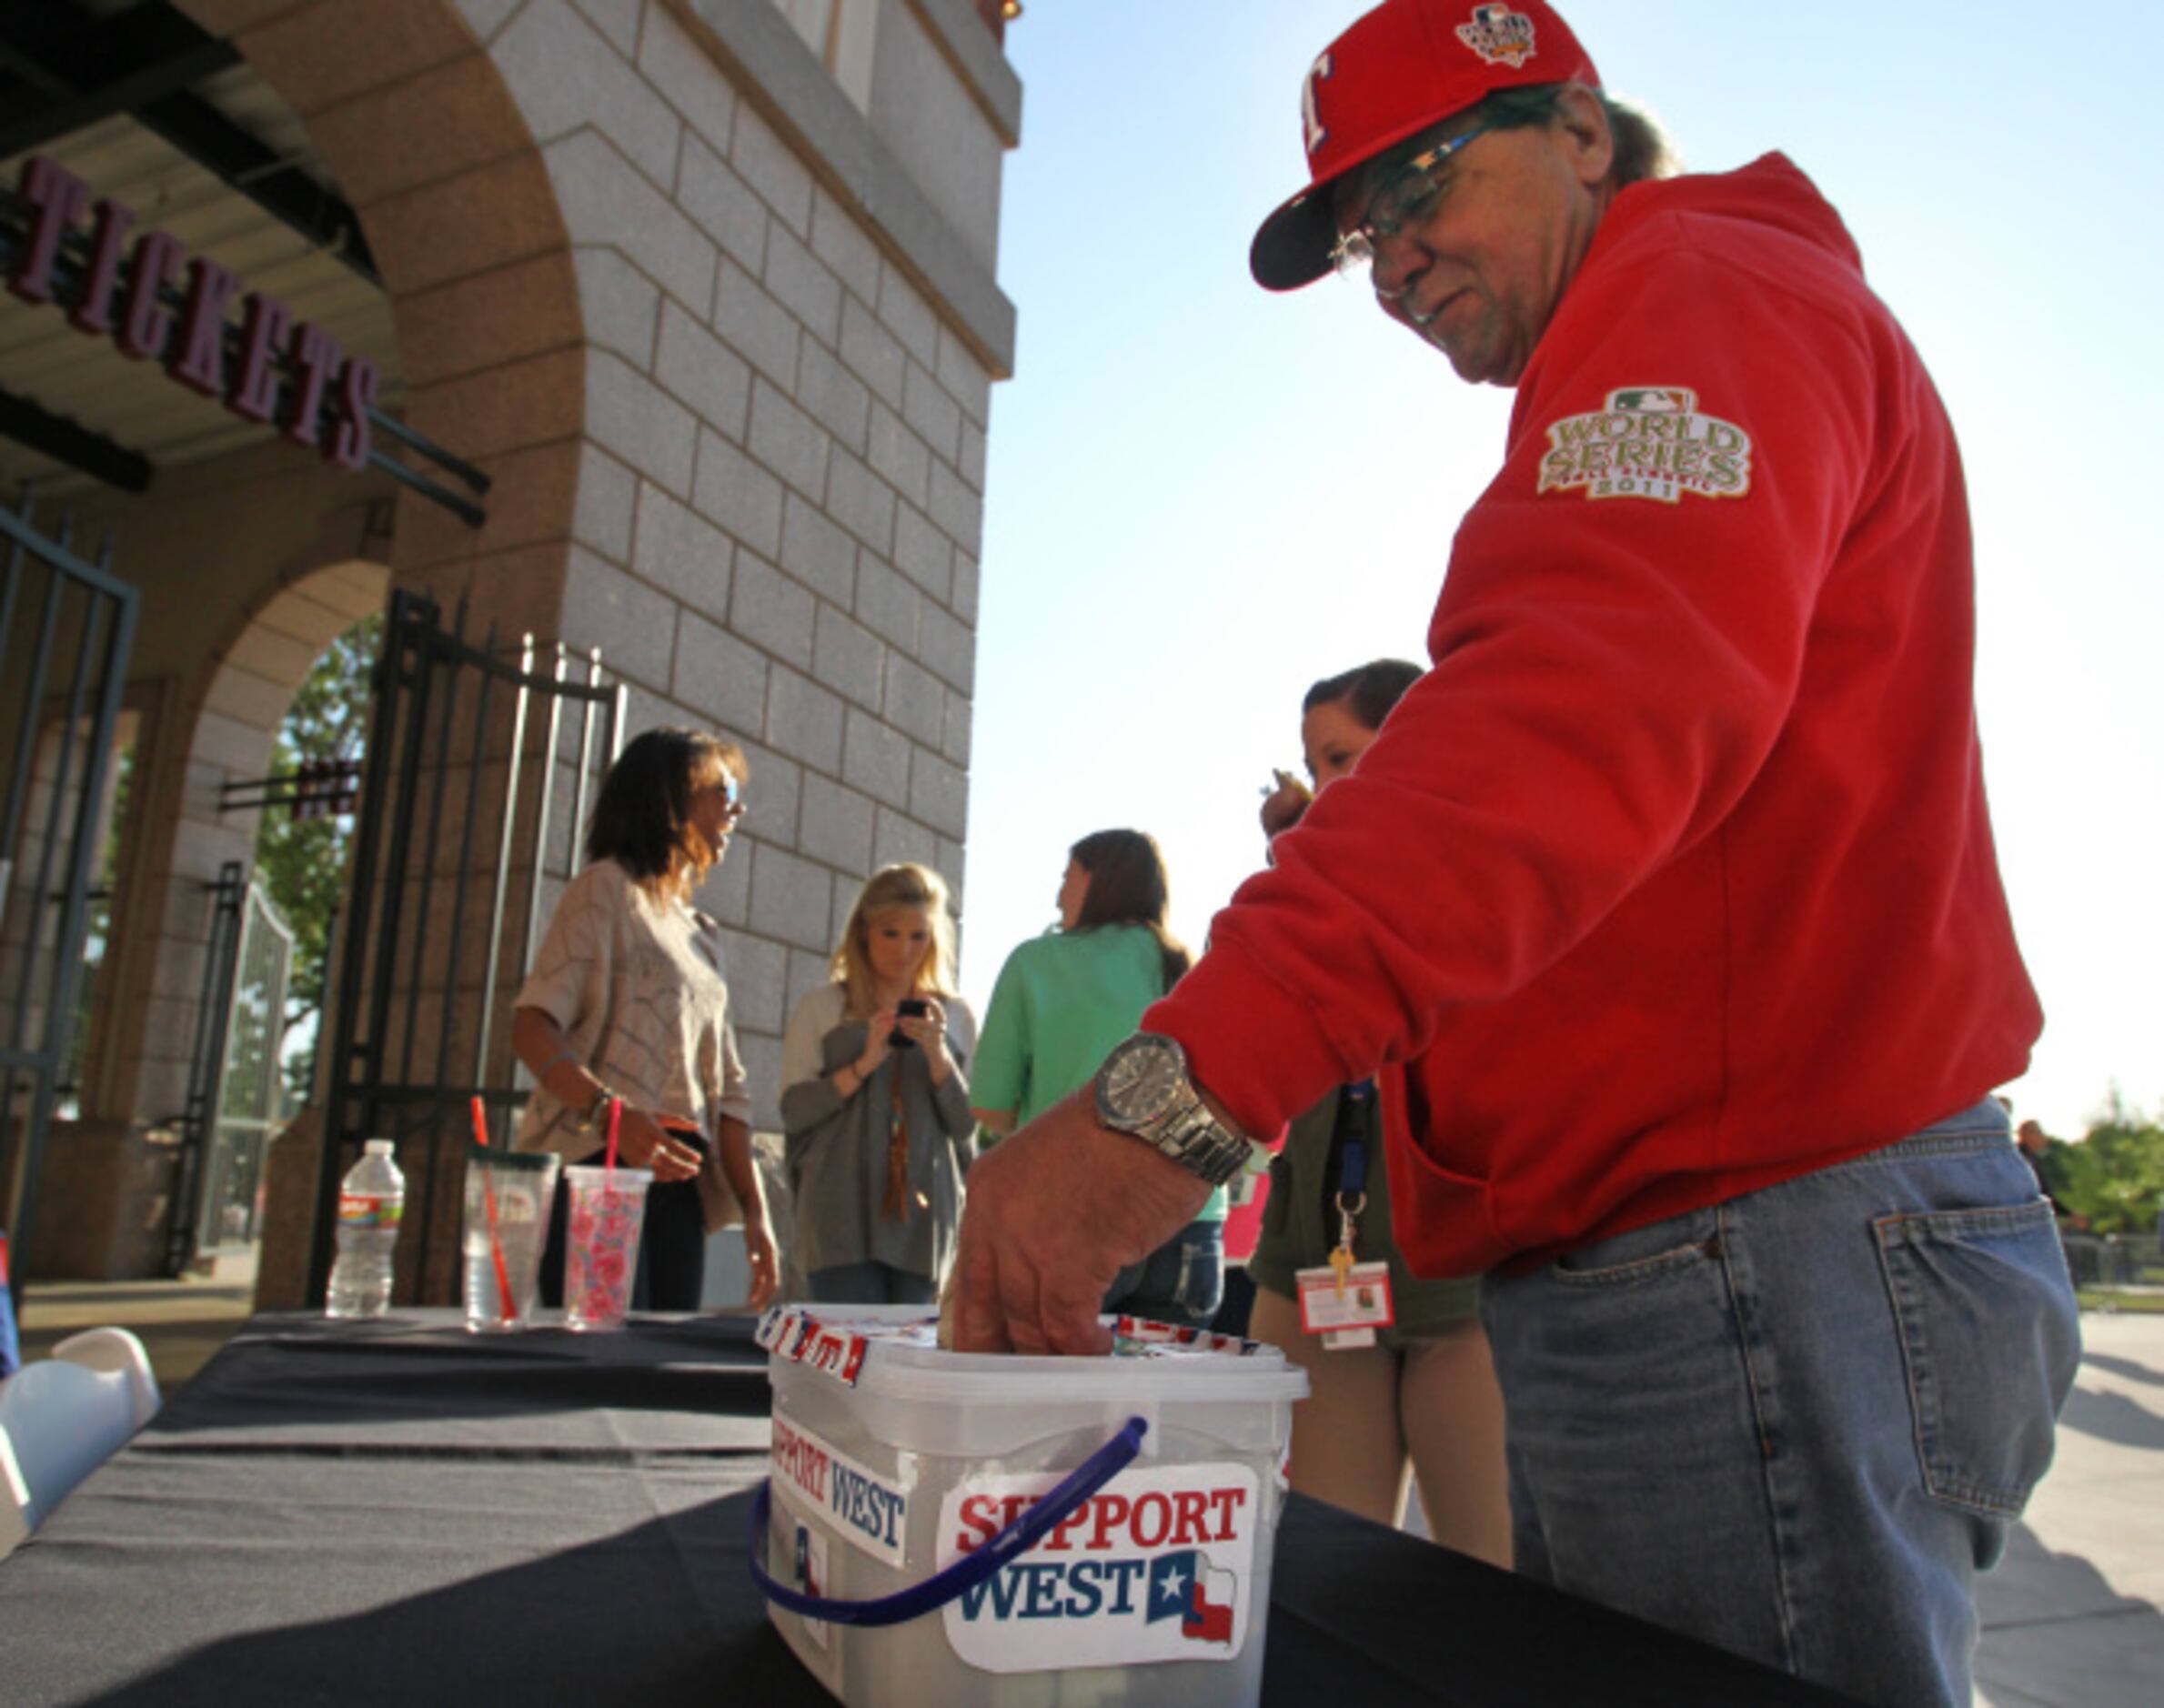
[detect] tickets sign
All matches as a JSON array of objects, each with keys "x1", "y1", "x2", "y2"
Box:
[
  {"x1": 770, "y1": 1414, "x2": 910, "y2": 1569},
  {"x1": 7, "y1": 155, "x2": 382, "y2": 470},
  {"x1": 938, "y1": 1462, "x2": 1260, "y2": 1672}
]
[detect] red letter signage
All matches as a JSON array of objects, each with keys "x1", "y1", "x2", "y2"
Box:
[
  {"x1": 9, "y1": 154, "x2": 383, "y2": 484},
  {"x1": 226, "y1": 293, "x2": 293, "y2": 426},
  {"x1": 168, "y1": 257, "x2": 240, "y2": 396},
  {"x1": 282, "y1": 323, "x2": 342, "y2": 450},
  {"x1": 116, "y1": 228, "x2": 184, "y2": 359},
  {"x1": 7, "y1": 157, "x2": 90, "y2": 306},
  {"x1": 327, "y1": 357, "x2": 379, "y2": 471},
  {"x1": 69, "y1": 199, "x2": 136, "y2": 337}
]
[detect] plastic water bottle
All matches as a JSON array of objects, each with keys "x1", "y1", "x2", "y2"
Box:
[{"x1": 326, "y1": 1139, "x2": 405, "y2": 1319}]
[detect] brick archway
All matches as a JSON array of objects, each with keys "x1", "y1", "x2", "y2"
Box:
[{"x1": 177, "y1": 0, "x2": 586, "y2": 640}]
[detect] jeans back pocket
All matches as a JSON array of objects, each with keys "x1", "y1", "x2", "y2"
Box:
[{"x1": 1874, "y1": 1199, "x2": 2080, "y2": 1518}]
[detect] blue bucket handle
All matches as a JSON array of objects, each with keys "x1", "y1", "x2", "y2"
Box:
[{"x1": 748, "y1": 1415, "x2": 1149, "y2": 1627}]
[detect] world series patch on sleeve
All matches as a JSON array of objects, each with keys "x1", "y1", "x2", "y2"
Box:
[
  {"x1": 936, "y1": 1462, "x2": 1263, "y2": 1672},
  {"x1": 1536, "y1": 386, "x2": 1755, "y2": 505}
]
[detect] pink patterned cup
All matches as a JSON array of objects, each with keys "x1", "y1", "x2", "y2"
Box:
[{"x1": 563, "y1": 1165, "x2": 651, "y2": 1332}]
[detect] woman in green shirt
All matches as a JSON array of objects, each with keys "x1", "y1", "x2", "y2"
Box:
[{"x1": 970, "y1": 829, "x2": 1225, "y2": 1327}]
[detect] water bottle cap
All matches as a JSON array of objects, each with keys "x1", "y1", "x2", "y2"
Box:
[{"x1": 363, "y1": 1139, "x2": 395, "y2": 1156}]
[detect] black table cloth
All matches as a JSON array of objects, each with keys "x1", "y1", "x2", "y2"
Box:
[{"x1": 0, "y1": 1311, "x2": 1856, "y2": 1706}]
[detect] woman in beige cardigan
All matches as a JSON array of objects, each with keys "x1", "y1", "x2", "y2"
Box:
[{"x1": 512, "y1": 727, "x2": 777, "y2": 1311}]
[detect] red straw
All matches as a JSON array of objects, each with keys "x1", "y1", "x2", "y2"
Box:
[
  {"x1": 604, "y1": 1095, "x2": 623, "y2": 1172},
  {"x1": 469, "y1": 1094, "x2": 518, "y2": 1324}
]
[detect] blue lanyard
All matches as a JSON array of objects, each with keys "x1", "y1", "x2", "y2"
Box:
[{"x1": 1336, "y1": 1079, "x2": 1375, "y2": 1200}]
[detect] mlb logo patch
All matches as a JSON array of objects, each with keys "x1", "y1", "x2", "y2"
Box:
[
  {"x1": 1457, "y1": 5, "x2": 1539, "y2": 68},
  {"x1": 1537, "y1": 386, "x2": 1756, "y2": 505}
]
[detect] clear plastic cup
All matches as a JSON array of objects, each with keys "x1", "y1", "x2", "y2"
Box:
[
  {"x1": 563, "y1": 1164, "x2": 651, "y2": 1331},
  {"x1": 462, "y1": 1147, "x2": 559, "y2": 1332}
]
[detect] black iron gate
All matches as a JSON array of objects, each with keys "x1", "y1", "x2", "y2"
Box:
[
  {"x1": 0, "y1": 487, "x2": 137, "y2": 1282},
  {"x1": 305, "y1": 589, "x2": 621, "y2": 1306},
  {"x1": 168, "y1": 859, "x2": 294, "y2": 1275}
]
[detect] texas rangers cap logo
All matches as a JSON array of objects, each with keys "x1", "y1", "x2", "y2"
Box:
[
  {"x1": 1456, "y1": 5, "x2": 1539, "y2": 68},
  {"x1": 1301, "y1": 50, "x2": 1333, "y2": 156}
]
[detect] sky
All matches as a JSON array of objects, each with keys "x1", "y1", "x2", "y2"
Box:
[{"x1": 953, "y1": 0, "x2": 2164, "y2": 1140}]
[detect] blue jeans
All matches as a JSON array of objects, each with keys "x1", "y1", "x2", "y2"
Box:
[
  {"x1": 1104, "y1": 1218, "x2": 1224, "y2": 1330},
  {"x1": 806, "y1": 1261, "x2": 939, "y2": 1306},
  {"x1": 1481, "y1": 1101, "x2": 2079, "y2": 1708}
]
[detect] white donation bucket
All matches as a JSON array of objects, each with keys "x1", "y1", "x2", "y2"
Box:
[{"x1": 750, "y1": 1306, "x2": 1309, "y2": 1707}]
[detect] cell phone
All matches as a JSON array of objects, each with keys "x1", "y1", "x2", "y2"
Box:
[{"x1": 888, "y1": 998, "x2": 929, "y2": 1050}]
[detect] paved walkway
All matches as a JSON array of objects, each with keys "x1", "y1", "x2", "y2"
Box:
[
  {"x1": 1975, "y1": 1311, "x2": 2164, "y2": 1706},
  {"x1": 14, "y1": 1284, "x2": 2162, "y2": 1703},
  {"x1": 14, "y1": 1277, "x2": 256, "y2": 1391}
]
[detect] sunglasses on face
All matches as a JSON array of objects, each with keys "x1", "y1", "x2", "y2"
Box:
[
  {"x1": 698, "y1": 774, "x2": 747, "y2": 819},
  {"x1": 1330, "y1": 123, "x2": 1492, "y2": 276}
]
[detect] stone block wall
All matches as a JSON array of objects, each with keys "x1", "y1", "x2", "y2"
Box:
[
  {"x1": 457, "y1": 0, "x2": 1017, "y2": 1129},
  {"x1": 164, "y1": 0, "x2": 1017, "y2": 1301}
]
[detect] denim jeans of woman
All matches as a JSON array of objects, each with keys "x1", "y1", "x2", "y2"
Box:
[
  {"x1": 806, "y1": 1261, "x2": 939, "y2": 1306},
  {"x1": 1480, "y1": 1100, "x2": 2080, "y2": 1708}
]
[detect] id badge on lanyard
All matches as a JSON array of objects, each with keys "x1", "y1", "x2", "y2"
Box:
[{"x1": 1293, "y1": 1080, "x2": 1394, "y2": 1349}]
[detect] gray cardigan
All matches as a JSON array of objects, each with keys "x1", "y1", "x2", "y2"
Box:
[{"x1": 778, "y1": 984, "x2": 977, "y2": 1281}]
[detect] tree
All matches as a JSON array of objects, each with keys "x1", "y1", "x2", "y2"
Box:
[
  {"x1": 2052, "y1": 1087, "x2": 2164, "y2": 1238},
  {"x1": 252, "y1": 611, "x2": 380, "y2": 1107}
]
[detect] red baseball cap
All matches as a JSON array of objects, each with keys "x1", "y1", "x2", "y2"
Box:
[{"x1": 1250, "y1": 1, "x2": 1601, "y2": 291}]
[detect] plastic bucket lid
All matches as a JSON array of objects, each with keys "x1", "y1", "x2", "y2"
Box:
[{"x1": 759, "y1": 1304, "x2": 1309, "y2": 1404}]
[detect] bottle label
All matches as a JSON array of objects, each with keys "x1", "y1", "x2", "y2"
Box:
[{"x1": 337, "y1": 1192, "x2": 404, "y2": 1230}]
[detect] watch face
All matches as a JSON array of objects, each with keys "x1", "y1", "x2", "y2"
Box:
[{"x1": 1102, "y1": 1037, "x2": 1183, "y2": 1125}]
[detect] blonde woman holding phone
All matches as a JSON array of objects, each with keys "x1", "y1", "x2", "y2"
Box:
[{"x1": 780, "y1": 864, "x2": 976, "y2": 1305}]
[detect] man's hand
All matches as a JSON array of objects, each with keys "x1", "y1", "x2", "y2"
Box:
[{"x1": 951, "y1": 1087, "x2": 1211, "y2": 1355}]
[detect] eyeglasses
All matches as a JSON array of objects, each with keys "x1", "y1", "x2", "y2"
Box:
[
  {"x1": 1330, "y1": 124, "x2": 1491, "y2": 277},
  {"x1": 698, "y1": 774, "x2": 747, "y2": 820}
]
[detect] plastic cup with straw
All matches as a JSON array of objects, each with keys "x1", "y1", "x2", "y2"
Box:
[
  {"x1": 560, "y1": 1096, "x2": 646, "y2": 1332},
  {"x1": 469, "y1": 1095, "x2": 519, "y2": 1327}
]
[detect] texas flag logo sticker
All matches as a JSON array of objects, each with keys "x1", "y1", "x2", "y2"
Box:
[
  {"x1": 939, "y1": 1462, "x2": 1261, "y2": 1671},
  {"x1": 1147, "y1": 1549, "x2": 1238, "y2": 1644},
  {"x1": 1456, "y1": 5, "x2": 1539, "y2": 67}
]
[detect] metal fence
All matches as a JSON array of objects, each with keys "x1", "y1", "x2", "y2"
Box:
[
  {"x1": 306, "y1": 589, "x2": 621, "y2": 1305},
  {"x1": 2060, "y1": 1231, "x2": 2163, "y2": 1290},
  {"x1": 0, "y1": 487, "x2": 136, "y2": 1281}
]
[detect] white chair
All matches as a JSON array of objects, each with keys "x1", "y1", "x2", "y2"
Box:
[
  {"x1": 0, "y1": 1326, "x2": 160, "y2": 1555},
  {"x1": 2, "y1": 1429, "x2": 31, "y2": 1558},
  {"x1": 48, "y1": 1327, "x2": 161, "y2": 1432}
]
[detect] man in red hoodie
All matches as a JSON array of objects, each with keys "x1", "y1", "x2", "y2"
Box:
[{"x1": 951, "y1": 4, "x2": 2078, "y2": 1702}]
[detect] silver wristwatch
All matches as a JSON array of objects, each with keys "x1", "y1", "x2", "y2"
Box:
[{"x1": 1093, "y1": 1033, "x2": 1250, "y2": 1188}]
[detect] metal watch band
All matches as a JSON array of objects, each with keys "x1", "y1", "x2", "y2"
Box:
[
  {"x1": 1148, "y1": 1101, "x2": 1250, "y2": 1187},
  {"x1": 1094, "y1": 1031, "x2": 1249, "y2": 1189}
]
